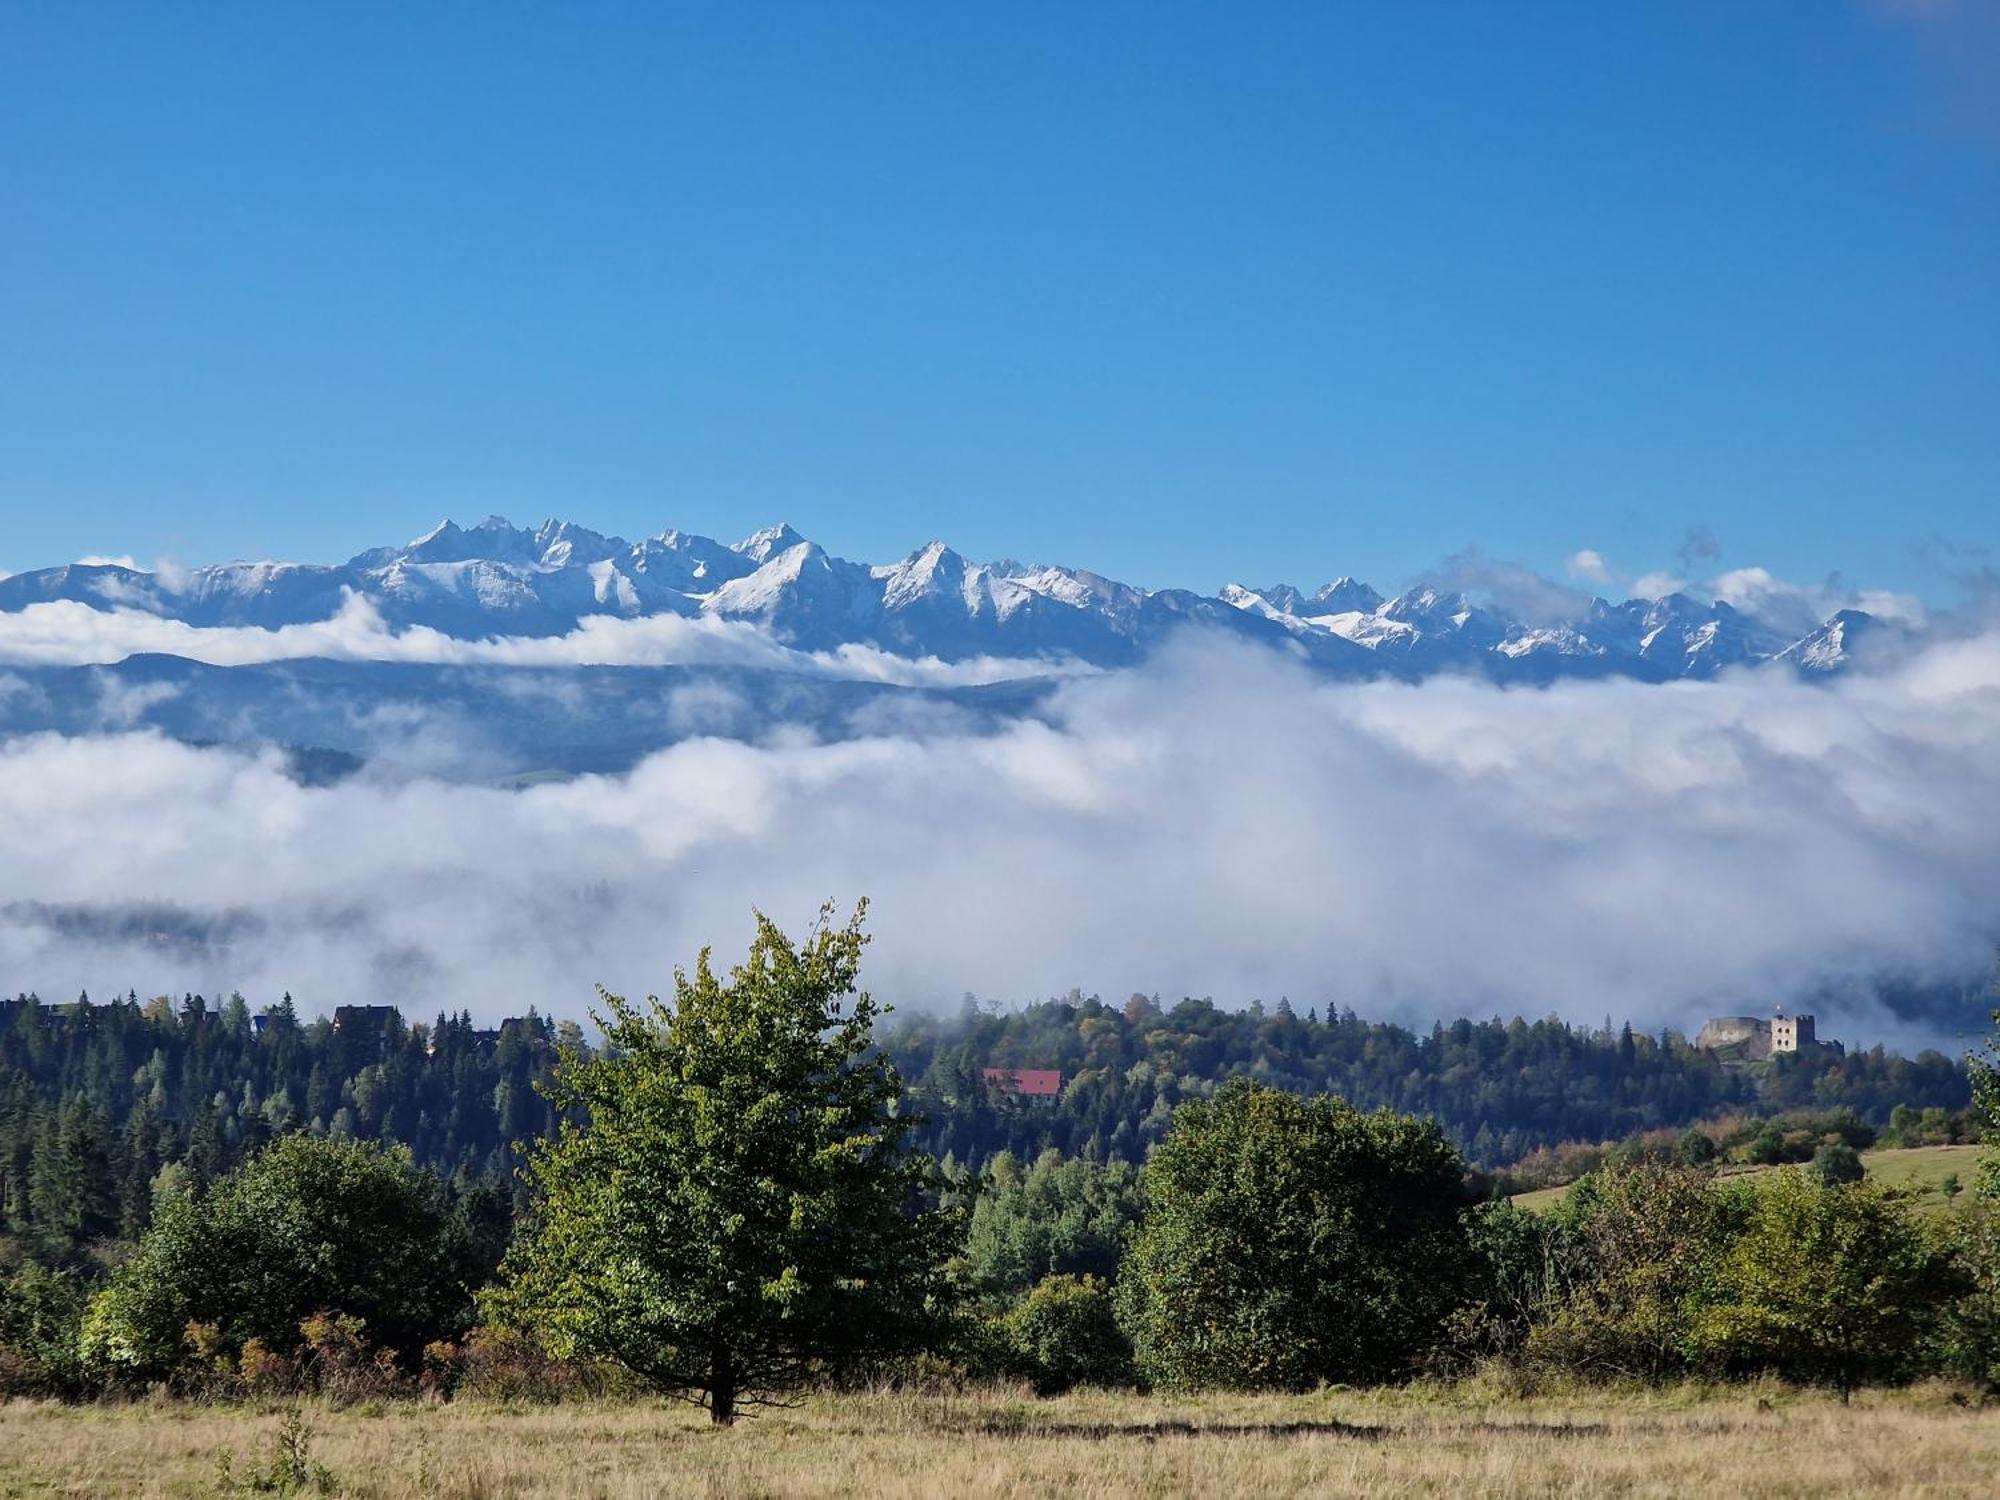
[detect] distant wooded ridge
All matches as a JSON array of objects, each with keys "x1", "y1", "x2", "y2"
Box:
[{"x1": 0, "y1": 986, "x2": 1970, "y2": 1243}]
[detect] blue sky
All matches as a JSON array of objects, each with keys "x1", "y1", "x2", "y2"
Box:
[{"x1": 1, "y1": 1, "x2": 1994, "y2": 599}]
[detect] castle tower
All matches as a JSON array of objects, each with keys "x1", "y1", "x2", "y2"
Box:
[{"x1": 1771, "y1": 1008, "x2": 1815, "y2": 1053}]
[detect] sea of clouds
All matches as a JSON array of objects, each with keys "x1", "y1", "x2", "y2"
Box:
[{"x1": 2, "y1": 624, "x2": 1998, "y2": 1049}]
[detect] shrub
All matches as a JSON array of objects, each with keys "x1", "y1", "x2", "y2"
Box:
[
  {"x1": 1930, "y1": 1192, "x2": 2000, "y2": 1391},
  {"x1": 1002, "y1": 1275, "x2": 1133, "y2": 1394},
  {"x1": 451, "y1": 1324, "x2": 611, "y2": 1401},
  {"x1": 1527, "y1": 1161, "x2": 1737, "y2": 1382},
  {"x1": 1809, "y1": 1141, "x2": 1866, "y2": 1187},
  {"x1": 0, "y1": 1260, "x2": 91, "y2": 1399},
  {"x1": 298, "y1": 1312, "x2": 404, "y2": 1403},
  {"x1": 238, "y1": 1337, "x2": 301, "y2": 1398},
  {"x1": 1676, "y1": 1129, "x2": 1719, "y2": 1166},
  {"x1": 1691, "y1": 1171, "x2": 1955, "y2": 1397},
  {"x1": 1120, "y1": 1080, "x2": 1473, "y2": 1390},
  {"x1": 1444, "y1": 1200, "x2": 1555, "y2": 1367},
  {"x1": 82, "y1": 1136, "x2": 476, "y2": 1383}
]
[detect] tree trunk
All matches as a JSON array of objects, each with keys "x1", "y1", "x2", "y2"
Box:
[{"x1": 710, "y1": 1343, "x2": 736, "y2": 1427}]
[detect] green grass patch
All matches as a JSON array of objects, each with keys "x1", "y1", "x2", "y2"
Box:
[{"x1": 1509, "y1": 1144, "x2": 1985, "y2": 1214}]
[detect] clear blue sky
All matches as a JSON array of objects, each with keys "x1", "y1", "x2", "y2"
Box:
[{"x1": 1, "y1": 1, "x2": 1994, "y2": 598}]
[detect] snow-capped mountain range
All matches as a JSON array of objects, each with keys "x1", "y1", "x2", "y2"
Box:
[{"x1": 0, "y1": 515, "x2": 1890, "y2": 681}]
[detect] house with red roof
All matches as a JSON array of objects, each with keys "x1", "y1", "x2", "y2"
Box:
[{"x1": 981, "y1": 1067, "x2": 1064, "y2": 1103}]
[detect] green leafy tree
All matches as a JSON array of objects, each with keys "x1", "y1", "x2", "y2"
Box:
[
  {"x1": 1447, "y1": 1199, "x2": 1555, "y2": 1363},
  {"x1": 1933, "y1": 1190, "x2": 2000, "y2": 1390},
  {"x1": 1529, "y1": 1161, "x2": 1739, "y2": 1381},
  {"x1": 965, "y1": 1149, "x2": 1140, "y2": 1299},
  {"x1": 1001, "y1": 1273, "x2": 1133, "y2": 1393},
  {"x1": 1119, "y1": 1079, "x2": 1472, "y2": 1390},
  {"x1": 1676, "y1": 1127, "x2": 1718, "y2": 1166},
  {"x1": 1692, "y1": 1170, "x2": 1955, "y2": 1399},
  {"x1": 1975, "y1": 983, "x2": 2000, "y2": 1196},
  {"x1": 493, "y1": 902, "x2": 961, "y2": 1424},
  {"x1": 1809, "y1": 1140, "x2": 1865, "y2": 1186},
  {"x1": 0, "y1": 1258, "x2": 91, "y2": 1397},
  {"x1": 81, "y1": 1135, "x2": 475, "y2": 1380}
]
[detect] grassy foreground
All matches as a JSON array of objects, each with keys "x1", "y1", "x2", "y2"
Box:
[
  {"x1": 1510, "y1": 1144, "x2": 1983, "y2": 1214},
  {"x1": 2, "y1": 1383, "x2": 1998, "y2": 1499}
]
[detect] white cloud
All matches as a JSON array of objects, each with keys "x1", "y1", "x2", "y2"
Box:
[
  {"x1": 0, "y1": 594, "x2": 1090, "y2": 688},
  {"x1": 1565, "y1": 549, "x2": 1615, "y2": 586},
  {"x1": 1628, "y1": 571, "x2": 1688, "y2": 601},
  {"x1": 2, "y1": 631, "x2": 1996, "y2": 1048},
  {"x1": 74, "y1": 554, "x2": 141, "y2": 570},
  {"x1": 1424, "y1": 548, "x2": 1594, "y2": 625},
  {"x1": 1712, "y1": 566, "x2": 1929, "y2": 634}
]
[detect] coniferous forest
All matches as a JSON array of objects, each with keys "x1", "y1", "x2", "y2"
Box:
[{"x1": 0, "y1": 985, "x2": 1974, "y2": 1262}]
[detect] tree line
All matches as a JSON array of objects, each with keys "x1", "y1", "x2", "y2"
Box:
[
  {"x1": 2, "y1": 916, "x2": 1996, "y2": 1419},
  {"x1": 0, "y1": 967, "x2": 1970, "y2": 1257},
  {"x1": 888, "y1": 991, "x2": 1970, "y2": 1171}
]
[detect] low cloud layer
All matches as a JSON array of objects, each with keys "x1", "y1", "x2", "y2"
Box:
[
  {"x1": 0, "y1": 595, "x2": 1085, "y2": 688},
  {"x1": 2, "y1": 631, "x2": 1998, "y2": 1048}
]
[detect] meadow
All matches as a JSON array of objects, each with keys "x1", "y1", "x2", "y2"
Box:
[
  {"x1": 1509, "y1": 1143, "x2": 1983, "y2": 1214},
  {"x1": 1, "y1": 1382, "x2": 1997, "y2": 1500}
]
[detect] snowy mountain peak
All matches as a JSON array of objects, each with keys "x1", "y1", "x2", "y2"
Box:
[
  {"x1": 1381, "y1": 586, "x2": 1464, "y2": 622},
  {"x1": 391, "y1": 516, "x2": 540, "y2": 567},
  {"x1": 0, "y1": 516, "x2": 1897, "y2": 682},
  {"x1": 1312, "y1": 577, "x2": 1383, "y2": 614},
  {"x1": 733, "y1": 523, "x2": 808, "y2": 563},
  {"x1": 532, "y1": 519, "x2": 624, "y2": 569},
  {"x1": 408, "y1": 518, "x2": 459, "y2": 549},
  {"x1": 880, "y1": 541, "x2": 973, "y2": 609},
  {"x1": 1778, "y1": 609, "x2": 1883, "y2": 673}
]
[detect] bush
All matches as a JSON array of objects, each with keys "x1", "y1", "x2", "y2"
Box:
[
  {"x1": 1444, "y1": 1201, "x2": 1554, "y2": 1367},
  {"x1": 450, "y1": 1324, "x2": 623, "y2": 1401},
  {"x1": 298, "y1": 1312, "x2": 405, "y2": 1404},
  {"x1": 0, "y1": 1260, "x2": 91, "y2": 1398},
  {"x1": 1120, "y1": 1080, "x2": 1473, "y2": 1390},
  {"x1": 1930, "y1": 1193, "x2": 2000, "y2": 1391},
  {"x1": 82, "y1": 1136, "x2": 476, "y2": 1383},
  {"x1": 1809, "y1": 1141, "x2": 1866, "y2": 1187},
  {"x1": 1691, "y1": 1171, "x2": 1955, "y2": 1397},
  {"x1": 238, "y1": 1336, "x2": 301, "y2": 1398},
  {"x1": 1527, "y1": 1162, "x2": 1738, "y2": 1382},
  {"x1": 1002, "y1": 1275, "x2": 1133, "y2": 1394},
  {"x1": 1676, "y1": 1129, "x2": 1719, "y2": 1166}
]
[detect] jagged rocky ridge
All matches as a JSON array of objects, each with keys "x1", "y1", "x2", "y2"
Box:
[{"x1": 0, "y1": 514, "x2": 1885, "y2": 680}]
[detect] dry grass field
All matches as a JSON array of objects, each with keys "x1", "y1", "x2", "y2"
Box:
[
  {"x1": 1, "y1": 1381, "x2": 1997, "y2": 1499},
  {"x1": 1509, "y1": 1144, "x2": 1984, "y2": 1214}
]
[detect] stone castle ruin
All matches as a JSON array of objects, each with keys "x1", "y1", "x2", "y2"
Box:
[{"x1": 1694, "y1": 1008, "x2": 1841, "y2": 1062}]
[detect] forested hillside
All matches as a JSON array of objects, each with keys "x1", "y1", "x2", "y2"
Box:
[
  {"x1": 0, "y1": 985, "x2": 1973, "y2": 1258},
  {"x1": 889, "y1": 994, "x2": 1971, "y2": 1170},
  {"x1": 0, "y1": 993, "x2": 563, "y2": 1251}
]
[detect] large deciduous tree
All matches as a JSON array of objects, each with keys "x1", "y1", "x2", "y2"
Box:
[
  {"x1": 1118, "y1": 1079, "x2": 1472, "y2": 1389},
  {"x1": 494, "y1": 902, "x2": 960, "y2": 1424}
]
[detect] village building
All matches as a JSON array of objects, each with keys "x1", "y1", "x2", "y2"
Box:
[{"x1": 981, "y1": 1067, "x2": 1064, "y2": 1103}]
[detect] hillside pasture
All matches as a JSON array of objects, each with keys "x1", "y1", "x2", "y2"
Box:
[{"x1": 1509, "y1": 1144, "x2": 1983, "y2": 1214}]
